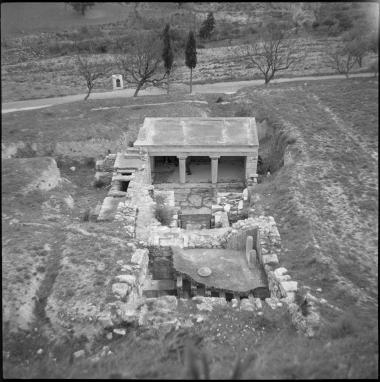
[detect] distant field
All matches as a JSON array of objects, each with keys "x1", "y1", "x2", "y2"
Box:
[{"x1": 1, "y1": 2, "x2": 132, "y2": 38}]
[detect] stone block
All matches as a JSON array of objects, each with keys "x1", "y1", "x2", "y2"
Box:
[
  {"x1": 242, "y1": 188, "x2": 248, "y2": 201},
  {"x1": 211, "y1": 204, "x2": 224, "y2": 213},
  {"x1": 95, "y1": 160, "x2": 105, "y2": 171},
  {"x1": 274, "y1": 267, "x2": 288, "y2": 278},
  {"x1": 97, "y1": 311, "x2": 113, "y2": 328},
  {"x1": 237, "y1": 200, "x2": 244, "y2": 210},
  {"x1": 262, "y1": 254, "x2": 279, "y2": 265},
  {"x1": 277, "y1": 274, "x2": 291, "y2": 281},
  {"x1": 281, "y1": 281, "x2": 298, "y2": 293},
  {"x1": 116, "y1": 275, "x2": 136, "y2": 285},
  {"x1": 108, "y1": 190, "x2": 127, "y2": 198},
  {"x1": 223, "y1": 204, "x2": 231, "y2": 212},
  {"x1": 73, "y1": 350, "x2": 85, "y2": 358},
  {"x1": 214, "y1": 211, "x2": 229, "y2": 228},
  {"x1": 112, "y1": 283, "x2": 131, "y2": 298},
  {"x1": 131, "y1": 249, "x2": 149, "y2": 267},
  {"x1": 240, "y1": 299, "x2": 255, "y2": 312},
  {"x1": 253, "y1": 298, "x2": 262, "y2": 310}
]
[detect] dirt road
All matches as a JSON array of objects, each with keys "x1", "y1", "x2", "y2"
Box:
[{"x1": 1, "y1": 72, "x2": 373, "y2": 113}]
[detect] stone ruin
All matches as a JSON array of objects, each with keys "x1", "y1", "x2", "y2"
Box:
[{"x1": 92, "y1": 117, "x2": 320, "y2": 337}]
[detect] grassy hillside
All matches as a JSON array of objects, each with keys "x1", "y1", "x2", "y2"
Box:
[{"x1": 208, "y1": 77, "x2": 378, "y2": 322}]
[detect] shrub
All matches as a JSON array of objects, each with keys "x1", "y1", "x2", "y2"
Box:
[
  {"x1": 36, "y1": 265, "x2": 46, "y2": 273},
  {"x1": 85, "y1": 157, "x2": 95, "y2": 167},
  {"x1": 234, "y1": 105, "x2": 252, "y2": 117},
  {"x1": 216, "y1": 96, "x2": 223, "y2": 103},
  {"x1": 327, "y1": 313, "x2": 360, "y2": 339},
  {"x1": 93, "y1": 178, "x2": 106, "y2": 188},
  {"x1": 155, "y1": 204, "x2": 174, "y2": 226}
]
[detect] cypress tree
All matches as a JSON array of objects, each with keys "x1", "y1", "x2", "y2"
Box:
[
  {"x1": 162, "y1": 24, "x2": 174, "y2": 94},
  {"x1": 199, "y1": 12, "x2": 215, "y2": 40},
  {"x1": 185, "y1": 31, "x2": 197, "y2": 94}
]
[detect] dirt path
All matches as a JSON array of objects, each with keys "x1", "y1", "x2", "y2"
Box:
[{"x1": 2, "y1": 73, "x2": 373, "y2": 114}]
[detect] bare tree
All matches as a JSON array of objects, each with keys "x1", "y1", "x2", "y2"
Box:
[
  {"x1": 76, "y1": 54, "x2": 107, "y2": 100},
  {"x1": 327, "y1": 45, "x2": 357, "y2": 78},
  {"x1": 115, "y1": 32, "x2": 166, "y2": 97},
  {"x1": 245, "y1": 24, "x2": 299, "y2": 85}
]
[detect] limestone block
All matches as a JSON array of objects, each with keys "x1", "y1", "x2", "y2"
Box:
[
  {"x1": 265, "y1": 297, "x2": 279, "y2": 309},
  {"x1": 113, "y1": 328, "x2": 126, "y2": 336},
  {"x1": 155, "y1": 295, "x2": 178, "y2": 310},
  {"x1": 214, "y1": 211, "x2": 229, "y2": 228},
  {"x1": 242, "y1": 188, "x2": 248, "y2": 201},
  {"x1": 223, "y1": 204, "x2": 231, "y2": 212},
  {"x1": 116, "y1": 275, "x2": 136, "y2": 285},
  {"x1": 277, "y1": 275, "x2": 291, "y2": 281},
  {"x1": 126, "y1": 242, "x2": 136, "y2": 252},
  {"x1": 262, "y1": 254, "x2": 279, "y2": 265},
  {"x1": 237, "y1": 200, "x2": 244, "y2": 210},
  {"x1": 281, "y1": 281, "x2": 298, "y2": 293},
  {"x1": 95, "y1": 160, "x2": 105, "y2": 171},
  {"x1": 108, "y1": 190, "x2": 127, "y2": 197},
  {"x1": 95, "y1": 171, "x2": 111, "y2": 182},
  {"x1": 274, "y1": 267, "x2": 288, "y2": 278},
  {"x1": 73, "y1": 350, "x2": 85, "y2": 358},
  {"x1": 253, "y1": 298, "x2": 262, "y2": 310},
  {"x1": 240, "y1": 299, "x2": 255, "y2": 312},
  {"x1": 97, "y1": 311, "x2": 113, "y2": 328},
  {"x1": 211, "y1": 204, "x2": 224, "y2": 213},
  {"x1": 112, "y1": 283, "x2": 131, "y2": 298},
  {"x1": 131, "y1": 249, "x2": 149, "y2": 267}
]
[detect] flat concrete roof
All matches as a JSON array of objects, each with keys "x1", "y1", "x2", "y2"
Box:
[
  {"x1": 172, "y1": 246, "x2": 267, "y2": 293},
  {"x1": 114, "y1": 152, "x2": 143, "y2": 170},
  {"x1": 134, "y1": 117, "x2": 258, "y2": 148}
]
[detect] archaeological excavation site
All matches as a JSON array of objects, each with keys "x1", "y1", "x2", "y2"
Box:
[{"x1": 92, "y1": 117, "x2": 318, "y2": 335}]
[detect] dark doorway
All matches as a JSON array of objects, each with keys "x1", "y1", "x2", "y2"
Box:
[
  {"x1": 120, "y1": 181, "x2": 129, "y2": 192},
  {"x1": 116, "y1": 78, "x2": 121, "y2": 87}
]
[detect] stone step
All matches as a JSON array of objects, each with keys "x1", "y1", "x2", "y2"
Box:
[
  {"x1": 142, "y1": 279, "x2": 176, "y2": 291},
  {"x1": 108, "y1": 190, "x2": 127, "y2": 197}
]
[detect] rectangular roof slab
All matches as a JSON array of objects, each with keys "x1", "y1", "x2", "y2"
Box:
[
  {"x1": 134, "y1": 117, "x2": 258, "y2": 148},
  {"x1": 114, "y1": 152, "x2": 143, "y2": 170}
]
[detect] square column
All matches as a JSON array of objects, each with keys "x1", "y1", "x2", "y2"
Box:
[
  {"x1": 245, "y1": 155, "x2": 258, "y2": 182},
  {"x1": 210, "y1": 156, "x2": 219, "y2": 184},
  {"x1": 177, "y1": 155, "x2": 187, "y2": 184},
  {"x1": 150, "y1": 156, "x2": 155, "y2": 183}
]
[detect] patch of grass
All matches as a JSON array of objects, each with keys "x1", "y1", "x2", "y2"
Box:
[
  {"x1": 36, "y1": 265, "x2": 46, "y2": 273},
  {"x1": 93, "y1": 178, "x2": 106, "y2": 189}
]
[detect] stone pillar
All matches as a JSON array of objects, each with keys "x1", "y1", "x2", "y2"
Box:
[
  {"x1": 210, "y1": 156, "x2": 219, "y2": 184},
  {"x1": 246, "y1": 235, "x2": 253, "y2": 265},
  {"x1": 150, "y1": 156, "x2": 155, "y2": 183},
  {"x1": 178, "y1": 155, "x2": 187, "y2": 184},
  {"x1": 245, "y1": 155, "x2": 258, "y2": 182}
]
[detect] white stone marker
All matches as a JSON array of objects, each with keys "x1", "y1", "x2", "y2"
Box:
[{"x1": 112, "y1": 74, "x2": 123, "y2": 90}]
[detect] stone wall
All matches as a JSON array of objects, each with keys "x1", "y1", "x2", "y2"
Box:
[{"x1": 225, "y1": 226, "x2": 258, "y2": 251}]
